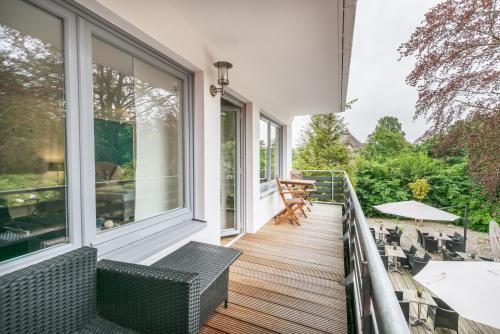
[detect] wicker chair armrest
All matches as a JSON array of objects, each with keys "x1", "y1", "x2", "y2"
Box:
[{"x1": 97, "y1": 260, "x2": 201, "y2": 334}]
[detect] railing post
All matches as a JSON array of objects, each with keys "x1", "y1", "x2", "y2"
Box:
[
  {"x1": 331, "y1": 171, "x2": 335, "y2": 203},
  {"x1": 361, "y1": 261, "x2": 372, "y2": 333}
]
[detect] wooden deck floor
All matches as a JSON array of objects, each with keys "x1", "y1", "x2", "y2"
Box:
[
  {"x1": 201, "y1": 204, "x2": 347, "y2": 334},
  {"x1": 390, "y1": 230, "x2": 500, "y2": 334}
]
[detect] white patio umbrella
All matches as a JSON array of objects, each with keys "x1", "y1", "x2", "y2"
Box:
[
  {"x1": 414, "y1": 261, "x2": 500, "y2": 329},
  {"x1": 373, "y1": 200, "x2": 460, "y2": 221},
  {"x1": 489, "y1": 221, "x2": 500, "y2": 261}
]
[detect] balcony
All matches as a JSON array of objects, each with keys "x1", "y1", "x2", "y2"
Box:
[{"x1": 203, "y1": 204, "x2": 347, "y2": 333}]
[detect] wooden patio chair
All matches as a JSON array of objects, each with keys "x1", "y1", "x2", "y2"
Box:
[
  {"x1": 275, "y1": 176, "x2": 307, "y2": 226},
  {"x1": 289, "y1": 170, "x2": 317, "y2": 207}
]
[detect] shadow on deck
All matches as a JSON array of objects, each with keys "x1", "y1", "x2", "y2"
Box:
[{"x1": 202, "y1": 204, "x2": 347, "y2": 334}]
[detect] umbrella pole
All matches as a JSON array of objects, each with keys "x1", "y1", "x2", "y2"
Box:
[
  {"x1": 464, "y1": 205, "x2": 468, "y2": 250},
  {"x1": 439, "y1": 204, "x2": 468, "y2": 250}
]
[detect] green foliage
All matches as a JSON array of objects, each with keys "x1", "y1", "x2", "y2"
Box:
[
  {"x1": 0, "y1": 174, "x2": 60, "y2": 205},
  {"x1": 377, "y1": 116, "x2": 405, "y2": 134},
  {"x1": 293, "y1": 113, "x2": 498, "y2": 232},
  {"x1": 361, "y1": 117, "x2": 410, "y2": 159},
  {"x1": 293, "y1": 113, "x2": 351, "y2": 172},
  {"x1": 409, "y1": 178, "x2": 431, "y2": 201},
  {"x1": 355, "y1": 116, "x2": 498, "y2": 232}
]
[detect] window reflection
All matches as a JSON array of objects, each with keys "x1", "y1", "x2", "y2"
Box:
[
  {"x1": 92, "y1": 37, "x2": 184, "y2": 232},
  {"x1": 0, "y1": 1, "x2": 68, "y2": 261},
  {"x1": 259, "y1": 119, "x2": 269, "y2": 183}
]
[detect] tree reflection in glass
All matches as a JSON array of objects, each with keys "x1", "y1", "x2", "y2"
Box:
[{"x1": 92, "y1": 37, "x2": 184, "y2": 232}]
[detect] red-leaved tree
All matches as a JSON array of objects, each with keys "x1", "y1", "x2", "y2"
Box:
[{"x1": 399, "y1": 0, "x2": 500, "y2": 199}]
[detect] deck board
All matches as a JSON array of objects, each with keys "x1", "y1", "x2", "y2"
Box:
[{"x1": 202, "y1": 204, "x2": 347, "y2": 334}]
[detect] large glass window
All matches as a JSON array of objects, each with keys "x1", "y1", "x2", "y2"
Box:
[
  {"x1": 259, "y1": 119, "x2": 269, "y2": 183},
  {"x1": 92, "y1": 37, "x2": 184, "y2": 232},
  {"x1": 259, "y1": 117, "x2": 282, "y2": 191},
  {"x1": 0, "y1": 1, "x2": 193, "y2": 265},
  {"x1": 0, "y1": 1, "x2": 68, "y2": 261}
]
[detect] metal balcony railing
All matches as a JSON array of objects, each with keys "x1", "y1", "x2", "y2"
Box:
[
  {"x1": 295, "y1": 170, "x2": 345, "y2": 204},
  {"x1": 296, "y1": 170, "x2": 410, "y2": 334}
]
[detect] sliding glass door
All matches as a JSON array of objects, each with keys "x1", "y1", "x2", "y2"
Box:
[{"x1": 220, "y1": 100, "x2": 243, "y2": 236}]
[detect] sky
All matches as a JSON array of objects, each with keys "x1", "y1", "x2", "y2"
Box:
[{"x1": 293, "y1": 0, "x2": 439, "y2": 147}]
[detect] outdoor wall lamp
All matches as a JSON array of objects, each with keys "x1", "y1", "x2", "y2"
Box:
[{"x1": 210, "y1": 61, "x2": 233, "y2": 97}]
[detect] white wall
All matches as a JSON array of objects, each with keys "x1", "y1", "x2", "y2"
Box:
[{"x1": 76, "y1": 0, "x2": 292, "y2": 255}]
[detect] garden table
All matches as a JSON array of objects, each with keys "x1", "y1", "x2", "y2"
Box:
[
  {"x1": 403, "y1": 288, "x2": 437, "y2": 330},
  {"x1": 385, "y1": 244, "x2": 406, "y2": 274}
]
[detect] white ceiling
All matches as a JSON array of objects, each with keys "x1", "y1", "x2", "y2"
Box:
[{"x1": 167, "y1": 0, "x2": 355, "y2": 119}]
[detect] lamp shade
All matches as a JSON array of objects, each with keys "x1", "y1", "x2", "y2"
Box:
[{"x1": 214, "y1": 61, "x2": 232, "y2": 86}]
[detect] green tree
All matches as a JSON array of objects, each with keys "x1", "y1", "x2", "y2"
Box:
[
  {"x1": 293, "y1": 113, "x2": 350, "y2": 171},
  {"x1": 361, "y1": 117, "x2": 409, "y2": 159},
  {"x1": 377, "y1": 116, "x2": 405, "y2": 134}
]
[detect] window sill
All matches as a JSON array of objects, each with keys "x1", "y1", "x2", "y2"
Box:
[
  {"x1": 98, "y1": 219, "x2": 206, "y2": 263},
  {"x1": 260, "y1": 181, "x2": 278, "y2": 199}
]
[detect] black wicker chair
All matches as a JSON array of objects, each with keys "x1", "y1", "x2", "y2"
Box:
[
  {"x1": 0, "y1": 242, "x2": 242, "y2": 334},
  {"x1": 370, "y1": 227, "x2": 376, "y2": 241},
  {"x1": 403, "y1": 245, "x2": 418, "y2": 256},
  {"x1": 416, "y1": 229, "x2": 430, "y2": 247},
  {"x1": 98, "y1": 241, "x2": 242, "y2": 332},
  {"x1": 0, "y1": 247, "x2": 136, "y2": 334},
  {"x1": 387, "y1": 225, "x2": 399, "y2": 235},
  {"x1": 381, "y1": 255, "x2": 389, "y2": 271},
  {"x1": 409, "y1": 252, "x2": 431, "y2": 275},
  {"x1": 424, "y1": 236, "x2": 439, "y2": 252},
  {"x1": 446, "y1": 238, "x2": 466, "y2": 253},
  {"x1": 427, "y1": 296, "x2": 459, "y2": 333},
  {"x1": 443, "y1": 251, "x2": 464, "y2": 261},
  {"x1": 387, "y1": 230, "x2": 403, "y2": 246},
  {"x1": 399, "y1": 301, "x2": 410, "y2": 324},
  {"x1": 399, "y1": 245, "x2": 418, "y2": 268}
]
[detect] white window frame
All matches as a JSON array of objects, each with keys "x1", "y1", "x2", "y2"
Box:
[
  {"x1": 78, "y1": 20, "x2": 195, "y2": 253},
  {"x1": 0, "y1": 0, "x2": 196, "y2": 273},
  {"x1": 259, "y1": 114, "x2": 283, "y2": 196}
]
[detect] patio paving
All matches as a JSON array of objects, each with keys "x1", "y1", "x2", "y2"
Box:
[
  {"x1": 376, "y1": 221, "x2": 500, "y2": 334},
  {"x1": 201, "y1": 204, "x2": 347, "y2": 334}
]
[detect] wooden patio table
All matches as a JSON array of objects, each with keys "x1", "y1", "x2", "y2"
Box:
[
  {"x1": 403, "y1": 288, "x2": 437, "y2": 330},
  {"x1": 280, "y1": 179, "x2": 317, "y2": 209},
  {"x1": 279, "y1": 179, "x2": 317, "y2": 188}
]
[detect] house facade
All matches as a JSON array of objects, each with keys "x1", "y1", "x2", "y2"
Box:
[{"x1": 0, "y1": 0, "x2": 356, "y2": 273}]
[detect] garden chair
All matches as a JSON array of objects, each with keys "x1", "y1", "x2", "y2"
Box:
[
  {"x1": 409, "y1": 252, "x2": 431, "y2": 275},
  {"x1": 369, "y1": 227, "x2": 376, "y2": 241},
  {"x1": 399, "y1": 301, "x2": 410, "y2": 324},
  {"x1": 424, "y1": 236, "x2": 439, "y2": 252},
  {"x1": 446, "y1": 235, "x2": 466, "y2": 252},
  {"x1": 427, "y1": 296, "x2": 459, "y2": 333},
  {"x1": 380, "y1": 255, "x2": 389, "y2": 271},
  {"x1": 442, "y1": 251, "x2": 464, "y2": 261},
  {"x1": 387, "y1": 230, "x2": 403, "y2": 246},
  {"x1": 387, "y1": 225, "x2": 399, "y2": 235},
  {"x1": 275, "y1": 176, "x2": 307, "y2": 226},
  {"x1": 400, "y1": 245, "x2": 417, "y2": 268}
]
